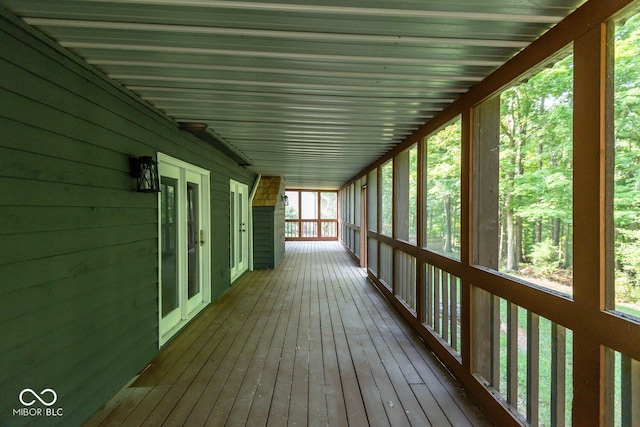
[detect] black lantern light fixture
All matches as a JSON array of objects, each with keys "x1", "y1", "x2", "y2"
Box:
[
  {"x1": 130, "y1": 156, "x2": 160, "y2": 193},
  {"x1": 282, "y1": 194, "x2": 289, "y2": 206}
]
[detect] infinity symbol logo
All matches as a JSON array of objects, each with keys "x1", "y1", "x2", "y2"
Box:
[{"x1": 19, "y1": 389, "x2": 57, "y2": 407}]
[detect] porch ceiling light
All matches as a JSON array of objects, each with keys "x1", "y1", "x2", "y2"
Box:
[{"x1": 130, "y1": 155, "x2": 160, "y2": 193}]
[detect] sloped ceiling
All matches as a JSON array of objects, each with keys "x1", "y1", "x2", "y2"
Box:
[{"x1": 1, "y1": 0, "x2": 586, "y2": 188}]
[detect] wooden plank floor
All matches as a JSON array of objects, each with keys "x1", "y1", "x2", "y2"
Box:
[{"x1": 83, "y1": 241, "x2": 491, "y2": 427}]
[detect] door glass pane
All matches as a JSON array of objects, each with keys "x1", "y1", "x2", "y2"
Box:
[
  {"x1": 161, "y1": 177, "x2": 179, "y2": 317},
  {"x1": 187, "y1": 182, "x2": 200, "y2": 299},
  {"x1": 238, "y1": 195, "x2": 243, "y2": 263},
  {"x1": 230, "y1": 191, "x2": 235, "y2": 267}
]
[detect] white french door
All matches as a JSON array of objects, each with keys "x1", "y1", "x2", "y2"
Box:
[
  {"x1": 158, "y1": 154, "x2": 211, "y2": 346},
  {"x1": 230, "y1": 180, "x2": 249, "y2": 282}
]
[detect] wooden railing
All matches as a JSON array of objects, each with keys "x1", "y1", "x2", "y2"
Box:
[{"x1": 285, "y1": 219, "x2": 338, "y2": 240}]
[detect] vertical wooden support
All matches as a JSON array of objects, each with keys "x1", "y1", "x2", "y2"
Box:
[
  {"x1": 360, "y1": 186, "x2": 367, "y2": 268},
  {"x1": 450, "y1": 275, "x2": 459, "y2": 351},
  {"x1": 377, "y1": 167, "x2": 382, "y2": 280},
  {"x1": 471, "y1": 96, "x2": 500, "y2": 270},
  {"x1": 395, "y1": 149, "x2": 410, "y2": 242},
  {"x1": 470, "y1": 96, "x2": 501, "y2": 382},
  {"x1": 489, "y1": 294, "x2": 500, "y2": 388},
  {"x1": 460, "y1": 109, "x2": 472, "y2": 371},
  {"x1": 621, "y1": 355, "x2": 640, "y2": 427},
  {"x1": 411, "y1": 256, "x2": 417, "y2": 309},
  {"x1": 434, "y1": 268, "x2": 441, "y2": 335},
  {"x1": 390, "y1": 159, "x2": 397, "y2": 294},
  {"x1": 551, "y1": 323, "x2": 567, "y2": 427},
  {"x1": 507, "y1": 302, "x2": 519, "y2": 405},
  {"x1": 526, "y1": 312, "x2": 540, "y2": 426},
  {"x1": 442, "y1": 271, "x2": 450, "y2": 342},
  {"x1": 317, "y1": 190, "x2": 322, "y2": 239},
  {"x1": 425, "y1": 264, "x2": 433, "y2": 326},
  {"x1": 416, "y1": 138, "x2": 426, "y2": 323},
  {"x1": 604, "y1": 14, "x2": 617, "y2": 312},
  {"x1": 573, "y1": 23, "x2": 608, "y2": 426},
  {"x1": 603, "y1": 347, "x2": 616, "y2": 427}
]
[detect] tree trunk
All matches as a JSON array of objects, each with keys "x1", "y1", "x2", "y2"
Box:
[
  {"x1": 444, "y1": 195, "x2": 452, "y2": 253},
  {"x1": 553, "y1": 218, "x2": 561, "y2": 247},
  {"x1": 516, "y1": 215, "x2": 524, "y2": 264},
  {"x1": 498, "y1": 208, "x2": 505, "y2": 264},
  {"x1": 536, "y1": 139, "x2": 543, "y2": 246},
  {"x1": 564, "y1": 223, "x2": 572, "y2": 269},
  {"x1": 506, "y1": 208, "x2": 518, "y2": 272}
]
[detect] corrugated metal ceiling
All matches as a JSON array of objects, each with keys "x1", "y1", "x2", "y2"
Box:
[{"x1": 1, "y1": 0, "x2": 586, "y2": 188}]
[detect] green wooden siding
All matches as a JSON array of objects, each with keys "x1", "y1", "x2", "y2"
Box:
[
  {"x1": 252, "y1": 206, "x2": 285, "y2": 270},
  {"x1": 252, "y1": 203, "x2": 285, "y2": 270},
  {"x1": 253, "y1": 206, "x2": 275, "y2": 269},
  {"x1": 0, "y1": 8, "x2": 255, "y2": 427}
]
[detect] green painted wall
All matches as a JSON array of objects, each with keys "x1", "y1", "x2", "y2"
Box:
[
  {"x1": 0, "y1": 9, "x2": 255, "y2": 426},
  {"x1": 252, "y1": 205, "x2": 285, "y2": 270},
  {"x1": 253, "y1": 206, "x2": 275, "y2": 269}
]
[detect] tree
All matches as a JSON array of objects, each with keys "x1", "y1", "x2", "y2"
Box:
[
  {"x1": 614, "y1": 13, "x2": 640, "y2": 304},
  {"x1": 426, "y1": 119, "x2": 461, "y2": 257},
  {"x1": 498, "y1": 52, "x2": 574, "y2": 280}
]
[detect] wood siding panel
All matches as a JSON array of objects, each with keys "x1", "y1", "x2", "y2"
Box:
[
  {"x1": 252, "y1": 178, "x2": 286, "y2": 270},
  {"x1": 0, "y1": 10, "x2": 255, "y2": 427},
  {"x1": 253, "y1": 206, "x2": 275, "y2": 269}
]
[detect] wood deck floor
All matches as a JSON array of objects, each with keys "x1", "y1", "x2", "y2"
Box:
[{"x1": 83, "y1": 241, "x2": 491, "y2": 427}]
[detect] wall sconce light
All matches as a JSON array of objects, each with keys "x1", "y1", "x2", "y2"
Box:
[
  {"x1": 282, "y1": 194, "x2": 289, "y2": 206},
  {"x1": 130, "y1": 156, "x2": 160, "y2": 193}
]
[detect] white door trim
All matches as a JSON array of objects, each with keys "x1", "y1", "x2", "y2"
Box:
[
  {"x1": 230, "y1": 179, "x2": 250, "y2": 282},
  {"x1": 157, "y1": 153, "x2": 211, "y2": 346}
]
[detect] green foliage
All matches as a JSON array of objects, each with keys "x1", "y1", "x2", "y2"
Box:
[
  {"x1": 320, "y1": 192, "x2": 337, "y2": 219},
  {"x1": 498, "y1": 51, "x2": 574, "y2": 280},
  {"x1": 530, "y1": 239, "x2": 559, "y2": 275},
  {"x1": 380, "y1": 161, "x2": 393, "y2": 235},
  {"x1": 426, "y1": 118, "x2": 462, "y2": 257},
  {"x1": 615, "y1": 229, "x2": 640, "y2": 304},
  {"x1": 614, "y1": 13, "x2": 640, "y2": 307},
  {"x1": 408, "y1": 145, "x2": 418, "y2": 242}
]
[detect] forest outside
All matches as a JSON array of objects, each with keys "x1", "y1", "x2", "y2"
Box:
[
  {"x1": 614, "y1": 11, "x2": 640, "y2": 318},
  {"x1": 497, "y1": 50, "x2": 574, "y2": 297},
  {"x1": 425, "y1": 53, "x2": 575, "y2": 296}
]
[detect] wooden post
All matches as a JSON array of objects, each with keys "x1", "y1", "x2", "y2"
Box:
[
  {"x1": 416, "y1": 137, "x2": 426, "y2": 323},
  {"x1": 470, "y1": 95, "x2": 501, "y2": 384},
  {"x1": 572, "y1": 22, "x2": 608, "y2": 426}
]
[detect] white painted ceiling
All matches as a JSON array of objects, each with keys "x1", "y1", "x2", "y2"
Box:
[{"x1": 1, "y1": 0, "x2": 586, "y2": 188}]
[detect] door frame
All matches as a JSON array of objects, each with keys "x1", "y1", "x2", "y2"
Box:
[
  {"x1": 230, "y1": 179, "x2": 249, "y2": 282},
  {"x1": 157, "y1": 153, "x2": 211, "y2": 346}
]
